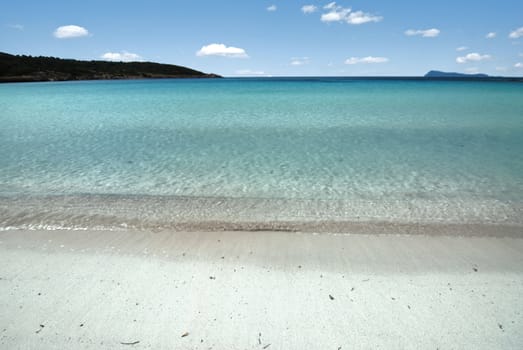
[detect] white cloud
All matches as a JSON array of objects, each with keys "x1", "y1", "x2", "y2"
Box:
[
  {"x1": 196, "y1": 43, "x2": 248, "y2": 58},
  {"x1": 290, "y1": 57, "x2": 310, "y2": 66},
  {"x1": 54, "y1": 25, "x2": 89, "y2": 39},
  {"x1": 456, "y1": 46, "x2": 468, "y2": 52},
  {"x1": 101, "y1": 51, "x2": 143, "y2": 62},
  {"x1": 320, "y1": 2, "x2": 382, "y2": 25},
  {"x1": 405, "y1": 28, "x2": 440, "y2": 37},
  {"x1": 301, "y1": 5, "x2": 318, "y2": 14},
  {"x1": 456, "y1": 52, "x2": 491, "y2": 63},
  {"x1": 515, "y1": 62, "x2": 523, "y2": 68},
  {"x1": 485, "y1": 32, "x2": 496, "y2": 39},
  {"x1": 7, "y1": 24, "x2": 24, "y2": 30},
  {"x1": 345, "y1": 56, "x2": 389, "y2": 64},
  {"x1": 509, "y1": 27, "x2": 523, "y2": 39},
  {"x1": 346, "y1": 11, "x2": 382, "y2": 24},
  {"x1": 465, "y1": 67, "x2": 479, "y2": 73},
  {"x1": 267, "y1": 5, "x2": 277, "y2": 12},
  {"x1": 324, "y1": 2, "x2": 338, "y2": 10},
  {"x1": 321, "y1": 8, "x2": 349, "y2": 22},
  {"x1": 495, "y1": 66, "x2": 507, "y2": 72},
  {"x1": 235, "y1": 69, "x2": 266, "y2": 76}
]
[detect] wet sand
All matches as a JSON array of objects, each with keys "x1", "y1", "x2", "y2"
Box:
[{"x1": 1, "y1": 229, "x2": 522, "y2": 349}]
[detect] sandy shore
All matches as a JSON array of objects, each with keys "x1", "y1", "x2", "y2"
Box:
[{"x1": 1, "y1": 229, "x2": 522, "y2": 349}]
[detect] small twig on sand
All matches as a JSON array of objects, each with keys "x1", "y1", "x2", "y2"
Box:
[{"x1": 120, "y1": 341, "x2": 140, "y2": 345}]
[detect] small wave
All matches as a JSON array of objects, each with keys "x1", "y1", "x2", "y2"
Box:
[
  {"x1": 1, "y1": 194, "x2": 521, "y2": 236},
  {"x1": 0, "y1": 224, "x2": 129, "y2": 232}
]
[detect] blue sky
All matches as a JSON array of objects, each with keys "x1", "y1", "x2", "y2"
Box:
[{"x1": 2, "y1": 0, "x2": 523, "y2": 76}]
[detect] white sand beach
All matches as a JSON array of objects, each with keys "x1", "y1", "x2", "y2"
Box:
[{"x1": 1, "y1": 229, "x2": 522, "y2": 349}]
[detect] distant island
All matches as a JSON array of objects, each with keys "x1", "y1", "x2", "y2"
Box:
[
  {"x1": 0, "y1": 52, "x2": 220, "y2": 82},
  {"x1": 424, "y1": 70, "x2": 489, "y2": 78}
]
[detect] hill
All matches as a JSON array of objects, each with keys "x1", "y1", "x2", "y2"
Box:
[
  {"x1": 424, "y1": 70, "x2": 489, "y2": 78},
  {"x1": 0, "y1": 52, "x2": 220, "y2": 82}
]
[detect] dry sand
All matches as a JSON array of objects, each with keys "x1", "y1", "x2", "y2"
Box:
[{"x1": 1, "y1": 229, "x2": 522, "y2": 349}]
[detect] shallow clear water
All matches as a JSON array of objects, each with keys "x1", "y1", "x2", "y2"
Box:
[{"x1": 1, "y1": 78, "x2": 522, "y2": 230}]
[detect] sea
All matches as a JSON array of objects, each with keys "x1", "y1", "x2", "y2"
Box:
[{"x1": 1, "y1": 78, "x2": 522, "y2": 232}]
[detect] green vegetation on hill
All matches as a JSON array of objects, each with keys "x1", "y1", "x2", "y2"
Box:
[{"x1": 0, "y1": 52, "x2": 220, "y2": 82}]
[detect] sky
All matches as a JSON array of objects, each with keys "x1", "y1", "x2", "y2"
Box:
[{"x1": 2, "y1": 0, "x2": 523, "y2": 76}]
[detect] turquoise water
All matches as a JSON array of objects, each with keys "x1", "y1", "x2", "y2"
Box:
[{"x1": 1, "y1": 78, "x2": 522, "y2": 230}]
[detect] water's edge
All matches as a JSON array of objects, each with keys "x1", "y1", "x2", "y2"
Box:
[{"x1": 1, "y1": 194, "x2": 521, "y2": 236}]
